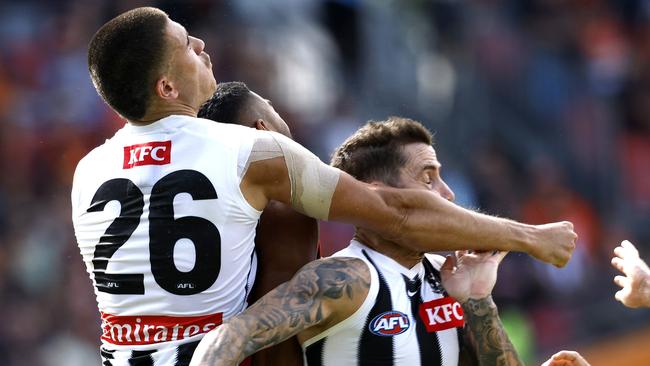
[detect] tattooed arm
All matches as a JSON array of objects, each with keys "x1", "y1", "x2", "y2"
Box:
[
  {"x1": 439, "y1": 251, "x2": 524, "y2": 366},
  {"x1": 189, "y1": 257, "x2": 371, "y2": 366},
  {"x1": 462, "y1": 296, "x2": 523, "y2": 366}
]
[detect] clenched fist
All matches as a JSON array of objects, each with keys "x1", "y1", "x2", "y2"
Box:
[{"x1": 528, "y1": 221, "x2": 577, "y2": 268}]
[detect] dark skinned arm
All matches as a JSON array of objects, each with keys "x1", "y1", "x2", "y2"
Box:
[{"x1": 249, "y1": 201, "x2": 319, "y2": 366}]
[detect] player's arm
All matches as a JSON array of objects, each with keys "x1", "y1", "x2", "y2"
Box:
[
  {"x1": 248, "y1": 203, "x2": 319, "y2": 366},
  {"x1": 189, "y1": 257, "x2": 370, "y2": 366},
  {"x1": 249, "y1": 201, "x2": 319, "y2": 303},
  {"x1": 241, "y1": 131, "x2": 576, "y2": 267},
  {"x1": 439, "y1": 252, "x2": 523, "y2": 366},
  {"x1": 460, "y1": 297, "x2": 523, "y2": 366}
]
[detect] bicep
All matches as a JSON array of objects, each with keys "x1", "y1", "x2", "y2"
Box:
[
  {"x1": 241, "y1": 156, "x2": 292, "y2": 210},
  {"x1": 240, "y1": 130, "x2": 339, "y2": 218},
  {"x1": 238, "y1": 257, "x2": 371, "y2": 353}
]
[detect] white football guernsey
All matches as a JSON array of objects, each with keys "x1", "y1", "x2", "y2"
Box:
[
  {"x1": 302, "y1": 240, "x2": 465, "y2": 366},
  {"x1": 71, "y1": 115, "x2": 262, "y2": 365}
]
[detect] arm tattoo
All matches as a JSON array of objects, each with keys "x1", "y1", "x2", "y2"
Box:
[
  {"x1": 462, "y1": 296, "x2": 524, "y2": 366},
  {"x1": 197, "y1": 257, "x2": 370, "y2": 365}
]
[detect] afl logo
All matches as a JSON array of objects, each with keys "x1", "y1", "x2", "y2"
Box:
[{"x1": 369, "y1": 311, "x2": 410, "y2": 336}]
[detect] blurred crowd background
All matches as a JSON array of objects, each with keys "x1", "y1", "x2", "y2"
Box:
[{"x1": 1, "y1": 0, "x2": 649, "y2": 365}]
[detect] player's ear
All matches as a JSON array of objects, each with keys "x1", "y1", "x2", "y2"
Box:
[
  {"x1": 154, "y1": 76, "x2": 179, "y2": 100},
  {"x1": 254, "y1": 119, "x2": 269, "y2": 131}
]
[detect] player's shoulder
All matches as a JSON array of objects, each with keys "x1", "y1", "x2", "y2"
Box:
[
  {"x1": 299, "y1": 256, "x2": 371, "y2": 293},
  {"x1": 303, "y1": 255, "x2": 368, "y2": 271},
  {"x1": 73, "y1": 137, "x2": 114, "y2": 179},
  {"x1": 327, "y1": 244, "x2": 373, "y2": 277},
  {"x1": 192, "y1": 117, "x2": 256, "y2": 136}
]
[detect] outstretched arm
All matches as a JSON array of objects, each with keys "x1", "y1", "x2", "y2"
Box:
[
  {"x1": 189, "y1": 257, "x2": 371, "y2": 366},
  {"x1": 242, "y1": 131, "x2": 577, "y2": 267},
  {"x1": 331, "y1": 173, "x2": 576, "y2": 268},
  {"x1": 440, "y1": 251, "x2": 524, "y2": 366},
  {"x1": 611, "y1": 240, "x2": 650, "y2": 308}
]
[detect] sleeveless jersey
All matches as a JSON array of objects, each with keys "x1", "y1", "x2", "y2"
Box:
[
  {"x1": 302, "y1": 240, "x2": 464, "y2": 366},
  {"x1": 71, "y1": 115, "x2": 262, "y2": 364}
]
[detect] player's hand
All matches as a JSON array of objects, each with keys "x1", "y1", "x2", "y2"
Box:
[
  {"x1": 529, "y1": 222, "x2": 577, "y2": 268},
  {"x1": 541, "y1": 350, "x2": 591, "y2": 366},
  {"x1": 439, "y1": 250, "x2": 507, "y2": 303},
  {"x1": 611, "y1": 240, "x2": 650, "y2": 308}
]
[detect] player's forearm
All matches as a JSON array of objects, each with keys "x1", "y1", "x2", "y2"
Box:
[
  {"x1": 191, "y1": 322, "x2": 248, "y2": 366},
  {"x1": 190, "y1": 282, "x2": 308, "y2": 366},
  {"x1": 462, "y1": 296, "x2": 524, "y2": 366},
  {"x1": 380, "y1": 187, "x2": 534, "y2": 254},
  {"x1": 329, "y1": 174, "x2": 575, "y2": 267}
]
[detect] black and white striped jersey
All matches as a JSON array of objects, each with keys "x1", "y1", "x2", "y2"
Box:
[
  {"x1": 100, "y1": 340, "x2": 200, "y2": 366},
  {"x1": 302, "y1": 240, "x2": 464, "y2": 366}
]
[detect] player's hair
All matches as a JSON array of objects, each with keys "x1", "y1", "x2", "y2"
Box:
[
  {"x1": 198, "y1": 82, "x2": 252, "y2": 124},
  {"x1": 331, "y1": 117, "x2": 433, "y2": 187},
  {"x1": 88, "y1": 7, "x2": 169, "y2": 121}
]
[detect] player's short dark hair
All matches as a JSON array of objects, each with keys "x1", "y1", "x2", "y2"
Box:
[
  {"x1": 88, "y1": 7, "x2": 169, "y2": 121},
  {"x1": 198, "y1": 81, "x2": 252, "y2": 124},
  {"x1": 331, "y1": 117, "x2": 433, "y2": 187}
]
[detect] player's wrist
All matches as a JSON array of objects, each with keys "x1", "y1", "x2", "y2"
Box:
[
  {"x1": 501, "y1": 220, "x2": 535, "y2": 254},
  {"x1": 460, "y1": 295, "x2": 496, "y2": 316},
  {"x1": 639, "y1": 270, "x2": 650, "y2": 307}
]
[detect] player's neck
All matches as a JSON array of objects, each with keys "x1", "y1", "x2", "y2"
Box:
[
  {"x1": 354, "y1": 229, "x2": 423, "y2": 269},
  {"x1": 131, "y1": 103, "x2": 198, "y2": 125}
]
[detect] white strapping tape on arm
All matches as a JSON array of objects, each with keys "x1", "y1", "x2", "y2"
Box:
[{"x1": 248, "y1": 131, "x2": 340, "y2": 220}]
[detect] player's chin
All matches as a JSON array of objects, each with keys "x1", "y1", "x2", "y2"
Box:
[{"x1": 203, "y1": 76, "x2": 217, "y2": 96}]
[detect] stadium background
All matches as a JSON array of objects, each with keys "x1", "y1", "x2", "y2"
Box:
[{"x1": 0, "y1": 0, "x2": 649, "y2": 364}]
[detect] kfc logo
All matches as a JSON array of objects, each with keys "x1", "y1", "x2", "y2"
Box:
[
  {"x1": 123, "y1": 141, "x2": 171, "y2": 169},
  {"x1": 419, "y1": 296, "x2": 464, "y2": 332}
]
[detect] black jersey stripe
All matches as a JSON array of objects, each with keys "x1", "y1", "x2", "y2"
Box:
[
  {"x1": 423, "y1": 257, "x2": 464, "y2": 363},
  {"x1": 403, "y1": 274, "x2": 442, "y2": 366},
  {"x1": 128, "y1": 349, "x2": 155, "y2": 366},
  {"x1": 422, "y1": 257, "x2": 447, "y2": 296},
  {"x1": 305, "y1": 338, "x2": 325, "y2": 366},
  {"x1": 359, "y1": 249, "x2": 394, "y2": 366},
  {"x1": 244, "y1": 249, "x2": 256, "y2": 301},
  {"x1": 101, "y1": 348, "x2": 115, "y2": 366},
  {"x1": 175, "y1": 340, "x2": 200, "y2": 366}
]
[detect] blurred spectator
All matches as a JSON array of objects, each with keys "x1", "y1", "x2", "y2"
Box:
[{"x1": 0, "y1": 0, "x2": 649, "y2": 364}]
